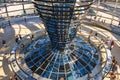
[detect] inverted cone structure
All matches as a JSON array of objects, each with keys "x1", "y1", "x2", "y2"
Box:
[
  {"x1": 33, "y1": 0, "x2": 94, "y2": 49},
  {"x1": 24, "y1": 0, "x2": 99, "y2": 80}
]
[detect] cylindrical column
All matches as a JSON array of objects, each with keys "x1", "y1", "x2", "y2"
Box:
[{"x1": 33, "y1": 0, "x2": 93, "y2": 49}]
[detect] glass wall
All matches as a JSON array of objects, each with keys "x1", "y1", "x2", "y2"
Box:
[
  {"x1": 0, "y1": 0, "x2": 32, "y2": 3},
  {"x1": 0, "y1": 2, "x2": 35, "y2": 22}
]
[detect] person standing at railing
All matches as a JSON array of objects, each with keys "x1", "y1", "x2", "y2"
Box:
[
  {"x1": 112, "y1": 56, "x2": 118, "y2": 73},
  {"x1": 105, "y1": 36, "x2": 112, "y2": 50},
  {"x1": 94, "y1": 16, "x2": 96, "y2": 20},
  {"x1": 88, "y1": 30, "x2": 93, "y2": 42},
  {"x1": 110, "y1": 40, "x2": 114, "y2": 50},
  {"x1": 105, "y1": 36, "x2": 111, "y2": 45},
  {"x1": 9, "y1": 76, "x2": 12, "y2": 80},
  {"x1": 103, "y1": 20, "x2": 106, "y2": 23},
  {"x1": 31, "y1": 34, "x2": 34, "y2": 41},
  {"x1": 14, "y1": 74, "x2": 18, "y2": 80},
  {"x1": 112, "y1": 56, "x2": 117, "y2": 64},
  {"x1": 2, "y1": 39, "x2": 7, "y2": 47},
  {"x1": 112, "y1": 61, "x2": 118, "y2": 73},
  {"x1": 90, "y1": 30, "x2": 93, "y2": 35},
  {"x1": 118, "y1": 21, "x2": 120, "y2": 26},
  {"x1": 18, "y1": 34, "x2": 22, "y2": 40},
  {"x1": 109, "y1": 72, "x2": 116, "y2": 80},
  {"x1": 98, "y1": 38, "x2": 106, "y2": 49},
  {"x1": 79, "y1": 26, "x2": 82, "y2": 33},
  {"x1": 94, "y1": 32, "x2": 98, "y2": 36},
  {"x1": 15, "y1": 36, "x2": 19, "y2": 43}
]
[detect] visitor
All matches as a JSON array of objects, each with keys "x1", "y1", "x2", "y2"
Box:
[
  {"x1": 14, "y1": 74, "x2": 18, "y2": 80},
  {"x1": 4, "y1": 53, "x2": 7, "y2": 57},
  {"x1": 112, "y1": 56, "x2": 117, "y2": 72},
  {"x1": 94, "y1": 32, "x2": 98, "y2": 36},
  {"x1": 2, "y1": 39, "x2": 7, "y2": 47},
  {"x1": 19, "y1": 34, "x2": 22, "y2": 40},
  {"x1": 79, "y1": 26, "x2": 82, "y2": 33},
  {"x1": 9, "y1": 76, "x2": 12, "y2": 80},
  {"x1": 98, "y1": 17, "x2": 101, "y2": 22},
  {"x1": 105, "y1": 36, "x2": 111, "y2": 45},
  {"x1": 24, "y1": 17, "x2": 27, "y2": 23},
  {"x1": 112, "y1": 56, "x2": 117, "y2": 64},
  {"x1": 109, "y1": 72, "x2": 116, "y2": 80},
  {"x1": 88, "y1": 35, "x2": 91, "y2": 43},
  {"x1": 98, "y1": 43, "x2": 103, "y2": 49},
  {"x1": 101, "y1": 38, "x2": 105, "y2": 43},
  {"x1": 34, "y1": 10, "x2": 36, "y2": 14},
  {"x1": 31, "y1": 34, "x2": 34, "y2": 41},
  {"x1": 94, "y1": 16, "x2": 96, "y2": 20},
  {"x1": 110, "y1": 40, "x2": 114, "y2": 50},
  {"x1": 2, "y1": 39, "x2": 6, "y2": 45},
  {"x1": 98, "y1": 38, "x2": 106, "y2": 49},
  {"x1": 90, "y1": 30, "x2": 93, "y2": 35},
  {"x1": 15, "y1": 77, "x2": 18, "y2": 80},
  {"x1": 112, "y1": 61, "x2": 118, "y2": 73},
  {"x1": 103, "y1": 20, "x2": 106, "y2": 23},
  {"x1": 119, "y1": 21, "x2": 120, "y2": 26},
  {"x1": 101, "y1": 19, "x2": 104, "y2": 23},
  {"x1": 15, "y1": 36, "x2": 19, "y2": 43},
  {"x1": 88, "y1": 73, "x2": 92, "y2": 78},
  {"x1": 88, "y1": 30, "x2": 93, "y2": 42}
]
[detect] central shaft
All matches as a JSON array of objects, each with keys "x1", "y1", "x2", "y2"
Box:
[
  {"x1": 41, "y1": 2, "x2": 75, "y2": 49},
  {"x1": 34, "y1": 0, "x2": 92, "y2": 49}
]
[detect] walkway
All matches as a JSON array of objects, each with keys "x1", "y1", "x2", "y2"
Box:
[
  {"x1": 0, "y1": 16, "x2": 43, "y2": 80},
  {"x1": 0, "y1": 16, "x2": 120, "y2": 80}
]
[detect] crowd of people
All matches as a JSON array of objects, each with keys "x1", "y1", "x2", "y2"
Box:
[
  {"x1": 2, "y1": 34, "x2": 35, "y2": 80},
  {"x1": 87, "y1": 30, "x2": 119, "y2": 80},
  {"x1": 109, "y1": 56, "x2": 119, "y2": 80},
  {"x1": 88, "y1": 30, "x2": 115, "y2": 51},
  {"x1": 1, "y1": 34, "x2": 35, "y2": 48}
]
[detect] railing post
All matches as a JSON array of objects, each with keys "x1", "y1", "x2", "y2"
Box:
[{"x1": 5, "y1": 4, "x2": 11, "y2": 27}]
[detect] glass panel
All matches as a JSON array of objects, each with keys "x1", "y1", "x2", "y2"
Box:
[
  {"x1": 42, "y1": 71, "x2": 50, "y2": 78},
  {"x1": 50, "y1": 73, "x2": 57, "y2": 80}
]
